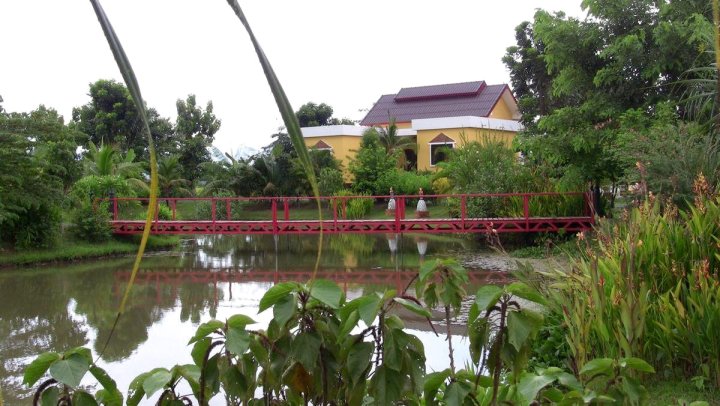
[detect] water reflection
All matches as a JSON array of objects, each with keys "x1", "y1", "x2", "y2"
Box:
[{"x1": 0, "y1": 233, "x2": 506, "y2": 404}]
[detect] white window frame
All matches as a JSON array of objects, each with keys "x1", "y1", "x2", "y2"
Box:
[{"x1": 429, "y1": 141, "x2": 455, "y2": 166}]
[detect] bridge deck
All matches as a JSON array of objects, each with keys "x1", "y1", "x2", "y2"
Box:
[{"x1": 104, "y1": 192, "x2": 595, "y2": 235}]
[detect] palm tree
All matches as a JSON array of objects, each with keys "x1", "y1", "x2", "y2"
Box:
[
  {"x1": 376, "y1": 118, "x2": 417, "y2": 169},
  {"x1": 201, "y1": 153, "x2": 263, "y2": 197},
  {"x1": 82, "y1": 142, "x2": 148, "y2": 193},
  {"x1": 158, "y1": 156, "x2": 192, "y2": 197}
]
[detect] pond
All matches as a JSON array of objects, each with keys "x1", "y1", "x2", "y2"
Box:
[{"x1": 0, "y1": 233, "x2": 514, "y2": 404}]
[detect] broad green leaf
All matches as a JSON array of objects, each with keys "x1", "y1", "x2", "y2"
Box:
[
  {"x1": 227, "y1": 314, "x2": 256, "y2": 330},
  {"x1": 23, "y1": 352, "x2": 60, "y2": 386},
  {"x1": 310, "y1": 279, "x2": 343, "y2": 309},
  {"x1": 370, "y1": 365, "x2": 402, "y2": 405},
  {"x1": 191, "y1": 337, "x2": 211, "y2": 366},
  {"x1": 187, "y1": 320, "x2": 223, "y2": 344},
  {"x1": 339, "y1": 309, "x2": 360, "y2": 339},
  {"x1": 475, "y1": 285, "x2": 504, "y2": 311},
  {"x1": 622, "y1": 375, "x2": 646, "y2": 403},
  {"x1": 383, "y1": 330, "x2": 403, "y2": 371},
  {"x1": 49, "y1": 353, "x2": 90, "y2": 388},
  {"x1": 40, "y1": 386, "x2": 59, "y2": 406},
  {"x1": 72, "y1": 390, "x2": 99, "y2": 406},
  {"x1": 291, "y1": 333, "x2": 321, "y2": 370},
  {"x1": 423, "y1": 369, "x2": 450, "y2": 393},
  {"x1": 620, "y1": 357, "x2": 655, "y2": 373},
  {"x1": 469, "y1": 317, "x2": 489, "y2": 364},
  {"x1": 517, "y1": 372, "x2": 556, "y2": 403},
  {"x1": 347, "y1": 341, "x2": 374, "y2": 384},
  {"x1": 226, "y1": 327, "x2": 251, "y2": 356},
  {"x1": 89, "y1": 365, "x2": 123, "y2": 406},
  {"x1": 126, "y1": 372, "x2": 149, "y2": 406},
  {"x1": 64, "y1": 347, "x2": 93, "y2": 364},
  {"x1": 357, "y1": 295, "x2": 382, "y2": 325},
  {"x1": 394, "y1": 297, "x2": 432, "y2": 318},
  {"x1": 258, "y1": 282, "x2": 298, "y2": 312},
  {"x1": 385, "y1": 314, "x2": 405, "y2": 330},
  {"x1": 221, "y1": 366, "x2": 246, "y2": 398},
  {"x1": 419, "y1": 259, "x2": 441, "y2": 282},
  {"x1": 273, "y1": 293, "x2": 296, "y2": 327},
  {"x1": 142, "y1": 368, "x2": 172, "y2": 398},
  {"x1": 444, "y1": 381, "x2": 471, "y2": 405},
  {"x1": 507, "y1": 309, "x2": 543, "y2": 351},
  {"x1": 506, "y1": 282, "x2": 547, "y2": 305},
  {"x1": 284, "y1": 362, "x2": 312, "y2": 394},
  {"x1": 579, "y1": 358, "x2": 613, "y2": 377}
]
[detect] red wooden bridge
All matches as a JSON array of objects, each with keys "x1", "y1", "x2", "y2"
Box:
[{"x1": 103, "y1": 192, "x2": 594, "y2": 236}]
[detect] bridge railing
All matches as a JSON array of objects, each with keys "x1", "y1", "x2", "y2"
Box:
[{"x1": 98, "y1": 192, "x2": 594, "y2": 224}]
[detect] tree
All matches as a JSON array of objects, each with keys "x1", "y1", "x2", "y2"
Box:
[
  {"x1": 158, "y1": 156, "x2": 192, "y2": 198},
  {"x1": 82, "y1": 142, "x2": 148, "y2": 195},
  {"x1": 0, "y1": 109, "x2": 65, "y2": 247},
  {"x1": 295, "y1": 102, "x2": 355, "y2": 127},
  {"x1": 349, "y1": 131, "x2": 397, "y2": 195},
  {"x1": 504, "y1": 1, "x2": 713, "y2": 212},
  {"x1": 175, "y1": 94, "x2": 221, "y2": 184},
  {"x1": 374, "y1": 118, "x2": 416, "y2": 169},
  {"x1": 72, "y1": 79, "x2": 176, "y2": 158}
]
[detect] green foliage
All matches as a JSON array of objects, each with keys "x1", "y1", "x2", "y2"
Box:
[
  {"x1": 195, "y1": 191, "x2": 248, "y2": 221},
  {"x1": 0, "y1": 202, "x2": 61, "y2": 249},
  {"x1": 377, "y1": 169, "x2": 433, "y2": 196},
  {"x1": 70, "y1": 202, "x2": 112, "y2": 242},
  {"x1": 349, "y1": 131, "x2": 397, "y2": 195},
  {"x1": 175, "y1": 94, "x2": 221, "y2": 184},
  {"x1": 71, "y1": 175, "x2": 133, "y2": 203},
  {"x1": 542, "y1": 194, "x2": 720, "y2": 386},
  {"x1": 295, "y1": 102, "x2": 334, "y2": 127},
  {"x1": 318, "y1": 167, "x2": 344, "y2": 196}
]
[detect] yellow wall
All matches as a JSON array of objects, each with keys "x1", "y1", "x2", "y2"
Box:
[
  {"x1": 415, "y1": 128, "x2": 515, "y2": 171},
  {"x1": 488, "y1": 90, "x2": 514, "y2": 120},
  {"x1": 303, "y1": 136, "x2": 362, "y2": 182}
]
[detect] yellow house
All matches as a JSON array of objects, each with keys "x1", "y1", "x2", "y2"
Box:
[{"x1": 302, "y1": 80, "x2": 522, "y2": 178}]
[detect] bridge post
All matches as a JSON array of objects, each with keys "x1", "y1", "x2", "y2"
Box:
[
  {"x1": 272, "y1": 199, "x2": 278, "y2": 234},
  {"x1": 523, "y1": 194, "x2": 530, "y2": 230},
  {"x1": 211, "y1": 198, "x2": 216, "y2": 224},
  {"x1": 461, "y1": 195, "x2": 466, "y2": 229},
  {"x1": 171, "y1": 199, "x2": 176, "y2": 220},
  {"x1": 226, "y1": 199, "x2": 231, "y2": 220},
  {"x1": 332, "y1": 198, "x2": 337, "y2": 226},
  {"x1": 112, "y1": 197, "x2": 118, "y2": 221},
  {"x1": 342, "y1": 198, "x2": 347, "y2": 219},
  {"x1": 283, "y1": 198, "x2": 289, "y2": 221},
  {"x1": 395, "y1": 197, "x2": 403, "y2": 232}
]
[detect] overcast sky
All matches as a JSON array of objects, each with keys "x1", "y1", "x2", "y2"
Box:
[{"x1": 0, "y1": 1, "x2": 585, "y2": 153}]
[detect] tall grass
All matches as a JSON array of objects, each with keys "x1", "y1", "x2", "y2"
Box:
[{"x1": 542, "y1": 186, "x2": 720, "y2": 385}]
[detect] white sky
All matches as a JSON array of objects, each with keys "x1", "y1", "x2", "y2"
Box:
[{"x1": 0, "y1": 1, "x2": 585, "y2": 153}]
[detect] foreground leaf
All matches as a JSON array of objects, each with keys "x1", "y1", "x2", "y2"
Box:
[
  {"x1": 23, "y1": 352, "x2": 60, "y2": 386},
  {"x1": 310, "y1": 279, "x2": 343, "y2": 309},
  {"x1": 48, "y1": 353, "x2": 90, "y2": 388},
  {"x1": 258, "y1": 282, "x2": 298, "y2": 313}
]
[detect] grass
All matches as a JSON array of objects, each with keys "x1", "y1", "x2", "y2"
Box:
[
  {"x1": 646, "y1": 379, "x2": 720, "y2": 404},
  {"x1": 0, "y1": 235, "x2": 180, "y2": 267}
]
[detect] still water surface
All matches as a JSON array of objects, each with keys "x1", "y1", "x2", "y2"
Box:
[{"x1": 0, "y1": 233, "x2": 510, "y2": 404}]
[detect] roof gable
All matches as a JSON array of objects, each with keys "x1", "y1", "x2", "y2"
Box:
[
  {"x1": 428, "y1": 133, "x2": 455, "y2": 144},
  {"x1": 361, "y1": 81, "x2": 512, "y2": 126},
  {"x1": 312, "y1": 140, "x2": 333, "y2": 150}
]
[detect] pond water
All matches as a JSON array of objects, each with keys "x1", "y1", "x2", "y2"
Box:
[{"x1": 0, "y1": 233, "x2": 512, "y2": 404}]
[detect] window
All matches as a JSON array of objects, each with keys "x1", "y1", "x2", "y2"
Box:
[{"x1": 430, "y1": 143, "x2": 454, "y2": 166}]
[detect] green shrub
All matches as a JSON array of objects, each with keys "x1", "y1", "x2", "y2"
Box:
[
  {"x1": 70, "y1": 202, "x2": 112, "y2": 242},
  {"x1": 377, "y1": 169, "x2": 433, "y2": 196},
  {"x1": 0, "y1": 203, "x2": 61, "y2": 249},
  {"x1": 157, "y1": 204, "x2": 173, "y2": 220},
  {"x1": 334, "y1": 189, "x2": 373, "y2": 219},
  {"x1": 195, "y1": 191, "x2": 248, "y2": 220},
  {"x1": 318, "y1": 167, "x2": 344, "y2": 196}
]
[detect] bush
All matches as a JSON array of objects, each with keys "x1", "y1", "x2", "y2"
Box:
[
  {"x1": 318, "y1": 167, "x2": 344, "y2": 196},
  {"x1": 0, "y1": 203, "x2": 61, "y2": 249},
  {"x1": 377, "y1": 169, "x2": 433, "y2": 196},
  {"x1": 70, "y1": 202, "x2": 112, "y2": 242},
  {"x1": 195, "y1": 191, "x2": 248, "y2": 220},
  {"x1": 157, "y1": 204, "x2": 173, "y2": 220},
  {"x1": 71, "y1": 175, "x2": 134, "y2": 203},
  {"x1": 335, "y1": 190, "x2": 373, "y2": 219},
  {"x1": 349, "y1": 132, "x2": 397, "y2": 195}
]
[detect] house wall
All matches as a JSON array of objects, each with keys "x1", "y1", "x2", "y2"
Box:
[
  {"x1": 488, "y1": 92, "x2": 514, "y2": 119},
  {"x1": 416, "y1": 128, "x2": 515, "y2": 171},
  {"x1": 303, "y1": 135, "x2": 362, "y2": 182}
]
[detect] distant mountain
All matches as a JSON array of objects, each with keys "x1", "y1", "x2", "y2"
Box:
[{"x1": 209, "y1": 145, "x2": 259, "y2": 162}]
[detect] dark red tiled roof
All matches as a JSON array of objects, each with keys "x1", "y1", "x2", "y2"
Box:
[
  {"x1": 429, "y1": 133, "x2": 455, "y2": 144},
  {"x1": 360, "y1": 81, "x2": 510, "y2": 126},
  {"x1": 312, "y1": 140, "x2": 333, "y2": 150},
  {"x1": 395, "y1": 81, "x2": 485, "y2": 101}
]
